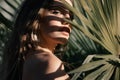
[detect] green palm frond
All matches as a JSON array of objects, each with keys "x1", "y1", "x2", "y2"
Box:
[
  {"x1": 0, "y1": 0, "x2": 23, "y2": 79},
  {"x1": 0, "y1": 0, "x2": 23, "y2": 28},
  {"x1": 70, "y1": 27, "x2": 98, "y2": 53},
  {"x1": 69, "y1": 54, "x2": 120, "y2": 80},
  {"x1": 62, "y1": 0, "x2": 120, "y2": 55},
  {"x1": 0, "y1": 12, "x2": 13, "y2": 29},
  {"x1": 61, "y1": 0, "x2": 120, "y2": 80}
]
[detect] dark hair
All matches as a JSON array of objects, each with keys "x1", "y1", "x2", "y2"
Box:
[{"x1": 3, "y1": 0, "x2": 53, "y2": 80}]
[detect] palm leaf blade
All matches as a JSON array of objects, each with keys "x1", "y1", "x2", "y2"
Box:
[
  {"x1": 114, "y1": 67, "x2": 120, "y2": 80},
  {"x1": 83, "y1": 63, "x2": 111, "y2": 80},
  {"x1": 101, "y1": 65, "x2": 115, "y2": 80},
  {"x1": 69, "y1": 60, "x2": 107, "y2": 74}
]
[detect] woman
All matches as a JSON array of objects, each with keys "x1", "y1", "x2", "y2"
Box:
[{"x1": 3, "y1": 0, "x2": 73, "y2": 80}]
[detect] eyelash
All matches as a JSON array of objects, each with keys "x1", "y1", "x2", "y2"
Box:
[
  {"x1": 49, "y1": 9, "x2": 73, "y2": 20},
  {"x1": 50, "y1": 9, "x2": 62, "y2": 15}
]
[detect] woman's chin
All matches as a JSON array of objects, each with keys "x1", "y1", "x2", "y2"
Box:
[{"x1": 55, "y1": 37, "x2": 69, "y2": 44}]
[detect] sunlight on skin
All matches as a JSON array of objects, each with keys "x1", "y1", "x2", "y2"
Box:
[
  {"x1": 38, "y1": 0, "x2": 73, "y2": 52},
  {"x1": 22, "y1": 0, "x2": 72, "y2": 80}
]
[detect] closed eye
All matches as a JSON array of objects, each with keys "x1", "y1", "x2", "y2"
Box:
[
  {"x1": 50, "y1": 9, "x2": 62, "y2": 15},
  {"x1": 48, "y1": 6, "x2": 73, "y2": 20}
]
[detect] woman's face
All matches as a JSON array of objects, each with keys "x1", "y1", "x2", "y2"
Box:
[{"x1": 39, "y1": 0, "x2": 72, "y2": 45}]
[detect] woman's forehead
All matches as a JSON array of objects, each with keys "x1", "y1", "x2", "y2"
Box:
[
  {"x1": 53, "y1": 0, "x2": 72, "y2": 6},
  {"x1": 47, "y1": 1, "x2": 70, "y2": 12},
  {"x1": 49, "y1": 0, "x2": 72, "y2": 9}
]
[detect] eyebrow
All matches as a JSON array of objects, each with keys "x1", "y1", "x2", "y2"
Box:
[
  {"x1": 48, "y1": 5, "x2": 70, "y2": 13},
  {"x1": 48, "y1": 1, "x2": 68, "y2": 10}
]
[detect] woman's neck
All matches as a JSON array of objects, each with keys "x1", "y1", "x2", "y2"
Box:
[
  {"x1": 38, "y1": 44, "x2": 56, "y2": 53},
  {"x1": 37, "y1": 34, "x2": 58, "y2": 53}
]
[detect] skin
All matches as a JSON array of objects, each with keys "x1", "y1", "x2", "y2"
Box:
[
  {"x1": 22, "y1": 0, "x2": 72, "y2": 80},
  {"x1": 39, "y1": 0, "x2": 72, "y2": 52}
]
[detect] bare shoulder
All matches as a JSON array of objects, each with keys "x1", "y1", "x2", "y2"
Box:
[{"x1": 22, "y1": 50, "x2": 70, "y2": 80}]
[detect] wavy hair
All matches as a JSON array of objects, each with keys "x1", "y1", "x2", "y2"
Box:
[{"x1": 3, "y1": 0, "x2": 54, "y2": 80}]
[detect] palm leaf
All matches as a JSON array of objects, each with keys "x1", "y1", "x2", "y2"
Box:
[
  {"x1": 0, "y1": 0, "x2": 23, "y2": 25},
  {"x1": 114, "y1": 67, "x2": 120, "y2": 80},
  {"x1": 0, "y1": 13, "x2": 13, "y2": 29},
  {"x1": 84, "y1": 64, "x2": 114, "y2": 80},
  {"x1": 62, "y1": 0, "x2": 120, "y2": 55},
  {"x1": 69, "y1": 59, "x2": 107, "y2": 74},
  {"x1": 0, "y1": 0, "x2": 23, "y2": 79},
  {"x1": 61, "y1": 0, "x2": 120, "y2": 80}
]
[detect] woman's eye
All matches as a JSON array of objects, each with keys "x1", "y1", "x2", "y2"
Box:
[{"x1": 51, "y1": 10, "x2": 61, "y2": 14}]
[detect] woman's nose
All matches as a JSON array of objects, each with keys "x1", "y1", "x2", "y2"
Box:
[
  {"x1": 61, "y1": 13, "x2": 70, "y2": 25},
  {"x1": 64, "y1": 13, "x2": 70, "y2": 19}
]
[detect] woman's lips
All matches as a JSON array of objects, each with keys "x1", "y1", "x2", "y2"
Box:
[{"x1": 58, "y1": 27, "x2": 70, "y2": 34}]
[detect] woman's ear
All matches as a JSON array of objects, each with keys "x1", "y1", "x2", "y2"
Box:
[{"x1": 38, "y1": 8, "x2": 46, "y2": 19}]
